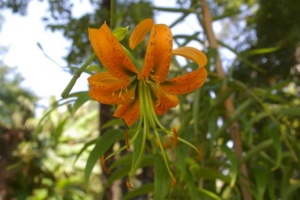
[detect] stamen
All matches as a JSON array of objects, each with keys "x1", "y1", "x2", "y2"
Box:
[
  {"x1": 197, "y1": 147, "x2": 203, "y2": 161},
  {"x1": 172, "y1": 127, "x2": 178, "y2": 147},
  {"x1": 171, "y1": 176, "x2": 176, "y2": 188},
  {"x1": 118, "y1": 90, "x2": 125, "y2": 101},
  {"x1": 177, "y1": 137, "x2": 202, "y2": 161},
  {"x1": 100, "y1": 156, "x2": 110, "y2": 174},
  {"x1": 155, "y1": 100, "x2": 161, "y2": 106},
  {"x1": 126, "y1": 177, "x2": 134, "y2": 189}
]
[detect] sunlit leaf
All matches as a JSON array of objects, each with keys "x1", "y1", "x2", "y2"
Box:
[
  {"x1": 240, "y1": 46, "x2": 280, "y2": 56},
  {"x1": 252, "y1": 165, "x2": 268, "y2": 199},
  {"x1": 123, "y1": 184, "x2": 154, "y2": 200},
  {"x1": 84, "y1": 129, "x2": 123, "y2": 186},
  {"x1": 198, "y1": 188, "x2": 222, "y2": 200},
  {"x1": 154, "y1": 153, "x2": 171, "y2": 200},
  {"x1": 267, "y1": 123, "x2": 282, "y2": 170},
  {"x1": 72, "y1": 91, "x2": 90, "y2": 114},
  {"x1": 73, "y1": 138, "x2": 98, "y2": 164}
]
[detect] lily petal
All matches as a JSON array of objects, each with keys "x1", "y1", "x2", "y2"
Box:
[
  {"x1": 88, "y1": 22, "x2": 138, "y2": 82},
  {"x1": 113, "y1": 100, "x2": 140, "y2": 126},
  {"x1": 129, "y1": 18, "x2": 154, "y2": 49},
  {"x1": 160, "y1": 67, "x2": 207, "y2": 95},
  {"x1": 151, "y1": 86, "x2": 179, "y2": 115},
  {"x1": 88, "y1": 71, "x2": 136, "y2": 104},
  {"x1": 88, "y1": 71, "x2": 129, "y2": 91},
  {"x1": 139, "y1": 24, "x2": 173, "y2": 82},
  {"x1": 160, "y1": 47, "x2": 207, "y2": 95},
  {"x1": 172, "y1": 47, "x2": 207, "y2": 67},
  {"x1": 89, "y1": 85, "x2": 135, "y2": 105}
]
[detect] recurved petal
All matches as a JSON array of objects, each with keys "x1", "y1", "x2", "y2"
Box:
[
  {"x1": 159, "y1": 47, "x2": 207, "y2": 95},
  {"x1": 172, "y1": 47, "x2": 207, "y2": 67},
  {"x1": 88, "y1": 22, "x2": 138, "y2": 82},
  {"x1": 139, "y1": 24, "x2": 173, "y2": 82},
  {"x1": 129, "y1": 18, "x2": 154, "y2": 49},
  {"x1": 151, "y1": 86, "x2": 179, "y2": 115},
  {"x1": 88, "y1": 72, "x2": 136, "y2": 104},
  {"x1": 88, "y1": 71, "x2": 129, "y2": 91},
  {"x1": 160, "y1": 67, "x2": 207, "y2": 95},
  {"x1": 113, "y1": 100, "x2": 140, "y2": 126},
  {"x1": 89, "y1": 85, "x2": 135, "y2": 105}
]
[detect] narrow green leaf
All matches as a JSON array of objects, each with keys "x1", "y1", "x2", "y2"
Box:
[
  {"x1": 282, "y1": 182, "x2": 300, "y2": 200},
  {"x1": 252, "y1": 165, "x2": 268, "y2": 199},
  {"x1": 72, "y1": 91, "x2": 90, "y2": 114},
  {"x1": 240, "y1": 46, "x2": 280, "y2": 56},
  {"x1": 73, "y1": 138, "x2": 98, "y2": 164},
  {"x1": 84, "y1": 129, "x2": 123, "y2": 185},
  {"x1": 101, "y1": 119, "x2": 124, "y2": 130},
  {"x1": 267, "y1": 123, "x2": 282, "y2": 170},
  {"x1": 175, "y1": 145, "x2": 188, "y2": 180},
  {"x1": 154, "y1": 154, "x2": 171, "y2": 200},
  {"x1": 106, "y1": 155, "x2": 155, "y2": 187},
  {"x1": 37, "y1": 100, "x2": 74, "y2": 129},
  {"x1": 222, "y1": 146, "x2": 238, "y2": 187},
  {"x1": 123, "y1": 184, "x2": 154, "y2": 200},
  {"x1": 198, "y1": 188, "x2": 222, "y2": 200},
  {"x1": 215, "y1": 99, "x2": 252, "y2": 137},
  {"x1": 53, "y1": 116, "x2": 68, "y2": 142},
  {"x1": 107, "y1": 165, "x2": 131, "y2": 187},
  {"x1": 274, "y1": 107, "x2": 300, "y2": 118},
  {"x1": 196, "y1": 167, "x2": 230, "y2": 183},
  {"x1": 109, "y1": 154, "x2": 154, "y2": 171},
  {"x1": 185, "y1": 171, "x2": 198, "y2": 200},
  {"x1": 211, "y1": 87, "x2": 233, "y2": 108},
  {"x1": 240, "y1": 139, "x2": 273, "y2": 163},
  {"x1": 129, "y1": 128, "x2": 145, "y2": 177}
]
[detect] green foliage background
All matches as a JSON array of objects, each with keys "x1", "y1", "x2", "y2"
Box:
[{"x1": 0, "y1": 0, "x2": 299, "y2": 199}]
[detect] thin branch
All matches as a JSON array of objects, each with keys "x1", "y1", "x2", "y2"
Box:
[{"x1": 199, "y1": 1, "x2": 253, "y2": 200}]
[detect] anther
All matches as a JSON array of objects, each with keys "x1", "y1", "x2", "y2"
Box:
[
  {"x1": 197, "y1": 147, "x2": 203, "y2": 161},
  {"x1": 172, "y1": 127, "x2": 178, "y2": 147},
  {"x1": 126, "y1": 177, "x2": 134, "y2": 189},
  {"x1": 100, "y1": 156, "x2": 110, "y2": 174}
]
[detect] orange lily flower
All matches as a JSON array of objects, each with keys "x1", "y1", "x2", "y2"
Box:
[
  {"x1": 88, "y1": 18, "x2": 207, "y2": 127},
  {"x1": 88, "y1": 18, "x2": 207, "y2": 188}
]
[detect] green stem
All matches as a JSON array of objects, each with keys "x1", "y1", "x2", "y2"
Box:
[
  {"x1": 61, "y1": 53, "x2": 96, "y2": 98},
  {"x1": 154, "y1": 130, "x2": 175, "y2": 181},
  {"x1": 110, "y1": 0, "x2": 115, "y2": 28}
]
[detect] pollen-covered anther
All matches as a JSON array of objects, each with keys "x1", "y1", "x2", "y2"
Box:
[
  {"x1": 144, "y1": 77, "x2": 151, "y2": 85},
  {"x1": 155, "y1": 100, "x2": 161, "y2": 106},
  {"x1": 172, "y1": 127, "x2": 178, "y2": 147},
  {"x1": 171, "y1": 176, "x2": 177, "y2": 188},
  {"x1": 100, "y1": 155, "x2": 110, "y2": 174}
]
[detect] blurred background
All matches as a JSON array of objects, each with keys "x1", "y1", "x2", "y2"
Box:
[{"x1": 0, "y1": 0, "x2": 299, "y2": 199}]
